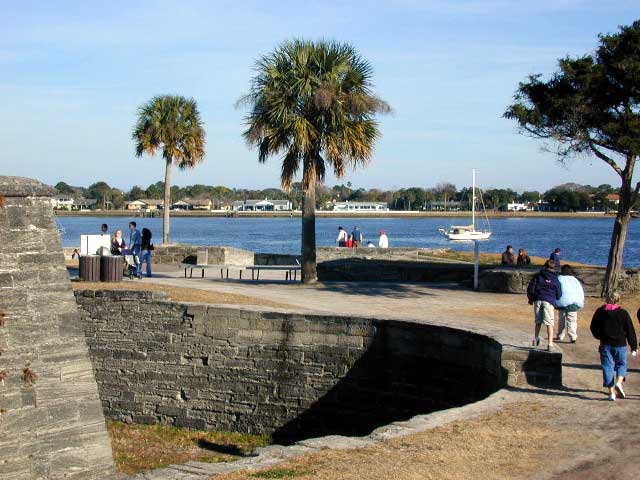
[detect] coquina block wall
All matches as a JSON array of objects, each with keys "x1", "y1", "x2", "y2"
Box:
[
  {"x1": 0, "y1": 177, "x2": 115, "y2": 479},
  {"x1": 75, "y1": 290, "x2": 561, "y2": 445}
]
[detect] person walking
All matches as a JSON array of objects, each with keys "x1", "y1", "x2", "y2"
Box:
[
  {"x1": 516, "y1": 248, "x2": 531, "y2": 266},
  {"x1": 351, "y1": 226, "x2": 363, "y2": 247},
  {"x1": 378, "y1": 230, "x2": 389, "y2": 248},
  {"x1": 555, "y1": 265, "x2": 585, "y2": 343},
  {"x1": 590, "y1": 292, "x2": 638, "y2": 401},
  {"x1": 139, "y1": 227, "x2": 154, "y2": 278},
  {"x1": 550, "y1": 248, "x2": 561, "y2": 270},
  {"x1": 527, "y1": 259, "x2": 562, "y2": 351},
  {"x1": 501, "y1": 245, "x2": 515, "y2": 266},
  {"x1": 128, "y1": 222, "x2": 142, "y2": 255},
  {"x1": 336, "y1": 226, "x2": 348, "y2": 247}
]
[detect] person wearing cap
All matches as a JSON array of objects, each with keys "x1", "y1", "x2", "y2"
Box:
[
  {"x1": 378, "y1": 230, "x2": 389, "y2": 248},
  {"x1": 590, "y1": 291, "x2": 638, "y2": 401},
  {"x1": 527, "y1": 259, "x2": 562, "y2": 351}
]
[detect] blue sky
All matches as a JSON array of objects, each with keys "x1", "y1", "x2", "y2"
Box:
[{"x1": 0, "y1": 1, "x2": 637, "y2": 192}]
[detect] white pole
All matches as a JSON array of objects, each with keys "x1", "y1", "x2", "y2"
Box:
[
  {"x1": 472, "y1": 169, "x2": 476, "y2": 230},
  {"x1": 473, "y1": 240, "x2": 480, "y2": 290}
]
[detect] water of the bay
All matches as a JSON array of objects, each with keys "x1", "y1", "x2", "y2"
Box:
[{"x1": 55, "y1": 215, "x2": 640, "y2": 267}]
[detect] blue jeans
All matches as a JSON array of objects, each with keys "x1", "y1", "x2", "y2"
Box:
[
  {"x1": 599, "y1": 344, "x2": 628, "y2": 387},
  {"x1": 138, "y1": 250, "x2": 152, "y2": 277}
]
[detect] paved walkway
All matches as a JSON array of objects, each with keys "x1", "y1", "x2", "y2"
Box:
[{"x1": 127, "y1": 269, "x2": 640, "y2": 479}]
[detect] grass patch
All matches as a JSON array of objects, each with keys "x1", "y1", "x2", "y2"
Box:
[
  {"x1": 107, "y1": 421, "x2": 270, "y2": 475},
  {"x1": 216, "y1": 402, "x2": 581, "y2": 480},
  {"x1": 72, "y1": 281, "x2": 289, "y2": 308}
]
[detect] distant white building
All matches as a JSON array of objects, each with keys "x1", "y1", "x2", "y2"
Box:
[
  {"x1": 333, "y1": 201, "x2": 389, "y2": 212},
  {"x1": 507, "y1": 202, "x2": 534, "y2": 212},
  {"x1": 232, "y1": 199, "x2": 292, "y2": 211},
  {"x1": 51, "y1": 196, "x2": 97, "y2": 210},
  {"x1": 51, "y1": 196, "x2": 75, "y2": 210},
  {"x1": 126, "y1": 199, "x2": 164, "y2": 211}
]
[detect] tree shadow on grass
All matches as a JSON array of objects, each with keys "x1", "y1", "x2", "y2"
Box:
[{"x1": 196, "y1": 439, "x2": 246, "y2": 457}]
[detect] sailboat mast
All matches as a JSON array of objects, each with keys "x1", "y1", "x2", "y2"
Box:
[{"x1": 472, "y1": 169, "x2": 476, "y2": 230}]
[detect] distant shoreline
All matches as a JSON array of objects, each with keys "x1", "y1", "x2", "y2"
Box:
[{"x1": 54, "y1": 210, "x2": 620, "y2": 219}]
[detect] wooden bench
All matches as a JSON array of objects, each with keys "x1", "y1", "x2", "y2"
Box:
[
  {"x1": 180, "y1": 263, "x2": 246, "y2": 279},
  {"x1": 245, "y1": 265, "x2": 301, "y2": 281}
]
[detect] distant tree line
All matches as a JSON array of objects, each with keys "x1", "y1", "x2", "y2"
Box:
[{"x1": 53, "y1": 180, "x2": 628, "y2": 212}]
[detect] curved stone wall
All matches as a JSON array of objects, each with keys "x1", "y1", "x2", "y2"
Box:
[{"x1": 74, "y1": 290, "x2": 561, "y2": 445}]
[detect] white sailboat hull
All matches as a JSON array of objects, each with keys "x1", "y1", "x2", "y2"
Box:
[{"x1": 439, "y1": 229, "x2": 492, "y2": 241}]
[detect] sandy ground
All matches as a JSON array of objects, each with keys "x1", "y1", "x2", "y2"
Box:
[{"x1": 79, "y1": 267, "x2": 640, "y2": 479}]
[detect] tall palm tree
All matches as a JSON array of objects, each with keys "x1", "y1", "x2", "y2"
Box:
[
  {"x1": 239, "y1": 40, "x2": 390, "y2": 282},
  {"x1": 133, "y1": 95, "x2": 206, "y2": 244}
]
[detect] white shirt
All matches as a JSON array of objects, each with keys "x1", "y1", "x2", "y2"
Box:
[
  {"x1": 378, "y1": 234, "x2": 389, "y2": 248},
  {"x1": 336, "y1": 229, "x2": 348, "y2": 243}
]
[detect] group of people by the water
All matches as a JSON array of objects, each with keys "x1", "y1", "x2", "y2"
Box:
[
  {"x1": 526, "y1": 257, "x2": 638, "y2": 401},
  {"x1": 101, "y1": 222, "x2": 153, "y2": 278},
  {"x1": 336, "y1": 225, "x2": 389, "y2": 249},
  {"x1": 501, "y1": 245, "x2": 562, "y2": 267}
]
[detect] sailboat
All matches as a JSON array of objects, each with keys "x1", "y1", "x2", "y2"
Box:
[{"x1": 438, "y1": 169, "x2": 492, "y2": 241}]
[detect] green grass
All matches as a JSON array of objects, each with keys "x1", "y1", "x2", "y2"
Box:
[{"x1": 107, "y1": 421, "x2": 270, "y2": 475}]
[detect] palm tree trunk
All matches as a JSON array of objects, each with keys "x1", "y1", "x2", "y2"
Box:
[
  {"x1": 163, "y1": 159, "x2": 172, "y2": 244},
  {"x1": 301, "y1": 182, "x2": 317, "y2": 283},
  {"x1": 602, "y1": 175, "x2": 633, "y2": 297}
]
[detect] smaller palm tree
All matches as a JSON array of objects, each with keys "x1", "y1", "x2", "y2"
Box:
[{"x1": 133, "y1": 95, "x2": 206, "y2": 244}]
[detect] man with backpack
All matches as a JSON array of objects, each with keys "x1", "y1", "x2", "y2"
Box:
[{"x1": 527, "y1": 259, "x2": 562, "y2": 351}]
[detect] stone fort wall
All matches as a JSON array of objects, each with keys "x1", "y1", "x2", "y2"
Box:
[
  {"x1": 74, "y1": 290, "x2": 561, "y2": 445},
  {"x1": 0, "y1": 177, "x2": 115, "y2": 479}
]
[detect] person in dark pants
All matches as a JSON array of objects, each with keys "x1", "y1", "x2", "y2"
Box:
[
  {"x1": 139, "y1": 228, "x2": 153, "y2": 278},
  {"x1": 590, "y1": 291, "x2": 638, "y2": 401},
  {"x1": 501, "y1": 245, "x2": 515, "y2": 266}
]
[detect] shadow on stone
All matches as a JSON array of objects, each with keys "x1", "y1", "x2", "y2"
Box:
[{"x1": 271, "y1": 321, "x2": 506, "y2": 445}]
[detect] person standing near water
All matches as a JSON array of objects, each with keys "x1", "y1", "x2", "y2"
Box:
[
  {"x1": 139, "y1": 227, "x2": 153, "y2": 278},
  {"x1": 555, "y1": 265, "x2": 584, "y2": 343},
  {"x1": 378, "y1": 230, "x2": 389, "y2": 248},
  {"x1": 527, "y1": 259, "x2": 562, "y2": 351},
  {"x1": 590, "y1": 291, "x2": 637, "y2": 401},
  {"x1": 550, "y1": 248, "x2": 561, "y2": 270},
  {"x1": 336, "y1": 226, "x2": 347, "y2": 247},
  {"x1": 351, "y1": 226, "x2": 363, "y2": 247}
]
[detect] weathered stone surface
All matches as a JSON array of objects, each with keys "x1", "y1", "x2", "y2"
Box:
[
  {"x1": 74, "y1": 290, "x2": 561, "y2": 447},
  {"x1": 0, "y1": 176, "x2": 115, "y2": 479},
  {"x1": 478, "y1": 266, "x2": 640, "y2": 295},
  {"x1": 0, "y1": 176, "x2": 56, "y2": 198}
]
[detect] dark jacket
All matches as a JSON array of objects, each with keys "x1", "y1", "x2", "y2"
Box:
[
  {"x1": 141, "y1": 228, "x2": 153, "y2": 251},
  {"x1": 111, "y1": 237, "x2": 125, "y2": 255},
  {"x1": 517, "y1": 254, "x2": 531, "y2": 266},
  {"x1": 527, "y1": 269, "x2": 562, "y2": 307},
  {"x1": 590, "y1": 306, "x2": 638, "y2": 349},
  {"x1": 501, "y1": 251, "x2": 515, "y2": 266}
]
